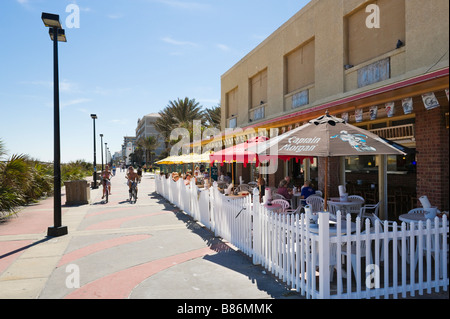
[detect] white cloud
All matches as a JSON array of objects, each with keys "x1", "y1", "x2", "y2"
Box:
[
  {"x1": 107, "y1": 14, "x2": 123, "y2": 19},
  {"x1": 155, "y1": 0, "x2": 211, "y2": 11},
  {"x1": 216, "y1": 44, "x2": 231, "y2": 52},
  {"x1": 162, "y1": 37, "x2": 198, "y2": 47},
  {"x1": 61, "y1": 98, "x2": 91, "y2": 108}
]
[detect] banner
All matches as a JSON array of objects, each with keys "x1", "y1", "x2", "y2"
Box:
[
  {"x1": 355, "y1": 109, "x2": 363, "y2": 122},
  {"x1": 369, "y1": 106, "x2": 378, "y2": 120},
  {"x1": 422, "y1": 92, "x2": 440, "y2": 110},
  {"x1": 385, "y1": 102, "x2": 395, "y2": 118},
  {"x1": 342, "y1": 112, "x2": 349, "y2": 122},
  {"x1": 402, "y1": 97, "x2": 413, "y2": 115}
]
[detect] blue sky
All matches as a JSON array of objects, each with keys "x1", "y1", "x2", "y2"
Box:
[{"x1": 0, "y1": 0, "x2": 309, "y2": 163}]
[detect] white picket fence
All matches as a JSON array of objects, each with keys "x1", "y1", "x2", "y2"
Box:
[{"x1": 155, "y1": 175, "x2": 449, "y2": 299}]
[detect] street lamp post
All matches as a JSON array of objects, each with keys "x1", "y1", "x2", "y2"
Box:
[
  {"x1": 91, "y1": 114, "x2": 98, "y2": 189},
  {"x1": 105, "y1": 142, "x2": 108, "y2": 167},
  {"x1": 100, "y1": 134, "x2": 104, "y2": 172},
  {"x1": 42, "y1": 12, "x2": 68, "y2": 237}
]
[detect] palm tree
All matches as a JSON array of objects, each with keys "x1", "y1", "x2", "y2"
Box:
[
  {"x1": 137, "y1": 136, "x2": 158, "y2": 166},
  {"x1": 155, "y1": 97, "x2": 205, "y2": 155},
  {"x1": 204, "y1": 104, "x2": 221, "y2": 129}
]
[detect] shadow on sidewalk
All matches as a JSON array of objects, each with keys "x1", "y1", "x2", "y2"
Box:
[
  {"x1": 0, "y1": 237, "x2": 54, "y2": 260},
  {"x1": 152, "y1": 192, "x2": 302, "y2": 299}
]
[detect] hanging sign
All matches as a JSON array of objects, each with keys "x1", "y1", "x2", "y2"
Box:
[
  {"x1": 341, "y1": 112, "x2": 349, "y2": 122},
  {"x1": 355, "y1": 109, "x2": 363, "y2": 122},
  {"x1": 369, "y1": 106, "x2": 378, "y2": 120},
  {"x1": 422, "y1": 92, "x2": 440, "y2": 110},
  {"x1": 402, "y1": 97, "x2": 413, "y2": 115},
  {"x1": 385, "y1": 102, "x2": 395, "y2": 118}
]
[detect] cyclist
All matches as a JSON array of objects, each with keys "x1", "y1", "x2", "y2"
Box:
[
  {"x1": 126, "y1": 166, "x2": 139, "y2": 198},
  {"x1": 102, "y1": 165, "x2": 112, "y2": 199}
]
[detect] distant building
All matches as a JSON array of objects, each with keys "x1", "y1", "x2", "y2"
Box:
[
  {"x1": 136, "y1": 113, "x2": 165, "y2": 161},
  {"x1": 121, "y1": 136, "x2": 136, "y2": 165}
]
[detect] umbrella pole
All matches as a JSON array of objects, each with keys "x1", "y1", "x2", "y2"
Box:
[{"x1": 324, "y1": 157, "x2": 328, "y2": 211}]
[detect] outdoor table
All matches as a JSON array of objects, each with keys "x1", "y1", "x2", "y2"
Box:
[
  {"x1": 328, "y1": 197, "x2": 363, "y2": 215},
  {"x1": 307, "y1": 220, "x2": 357, "y2": 235},
  {"x1": 226, "y1": 194, "x2": 247, "y2": 199},
  {"x1": 398, "y1": 213, "x2": 444, "y2": 226},
  {"x1": 264, "y1": 203, "x2": 283, "y2": 213},
  {"x1": 292, "y1": 192, "x2": 302, "y2": 209}
]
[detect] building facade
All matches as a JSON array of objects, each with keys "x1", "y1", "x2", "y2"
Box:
[
  {"x1": 220, "y1": 0, "x2": 449, "y2": 214},
  {"x1": 136, "y1": 113, "x2": 165, "y2": 161}
]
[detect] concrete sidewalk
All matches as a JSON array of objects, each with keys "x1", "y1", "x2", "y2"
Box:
[{"x1": 0, "y1": 170, "x2": 300, "y2": 299}]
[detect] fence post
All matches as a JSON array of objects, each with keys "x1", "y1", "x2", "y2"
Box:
[
  {"x1": 252, "y1": 188, "x2": 260, "y2": 265},
  {"x1": 318, "y1": 211, "x2": 330, "y2": 299}
]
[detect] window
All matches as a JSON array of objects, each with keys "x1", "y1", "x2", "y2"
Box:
[
  {"x1": 292, "y1": 90, "x2": 309, "y2": 109},
  {"x1": 347, "y1": 0, "x2": 405, "y2": 66},
  {"x1": 228, "y1": 117, "x2": 237, "y2": 129},
  {"x1": 357, "y1": 58, "x2": 390, "y2": 88},
  {"x1": 226, "y1": 87, "x2": 238, "y2": 119},
  {"x1": 250, "y1": 69, "x2": 268, "y2": 109},
  {"x1": 285, "y1": 39, "x2": 315, "y2": 94}
]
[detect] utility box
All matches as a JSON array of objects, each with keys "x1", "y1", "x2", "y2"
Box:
[{"x1": 65, "y1": 180, "x2": 90, "y2": 206}]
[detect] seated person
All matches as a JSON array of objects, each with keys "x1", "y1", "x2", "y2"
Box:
[
  {"x1": 300, "y1": 180, "x2": 316, "y2": 204},
  {"x1": 184, "y1": 173, "x2": 192, "y2": 186},
  {"x1": 277, "y1": 179, "x2": 292, "y2": 200},
  {"x1": 171, "y1": 172, "x2": 180, "y2": 182},
  {"x1": 223, "y1": 172, "x2": 232, "y2": 184},
  {"x1": 257, "y1": 176, "x2": 266, "y2": 203}
]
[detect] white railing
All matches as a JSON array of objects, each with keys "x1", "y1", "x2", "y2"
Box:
[{"x1": 155, "y1": 175, "x2": 449, "y2": 299}]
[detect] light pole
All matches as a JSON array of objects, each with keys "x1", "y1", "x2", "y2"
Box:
[
  {"x1": 42, "y1": 12, "x2": 68, "y2": 238},
  {"x1": 100, "y1": 134, "x2": 104, "y2": 172},
  {"x1": 105, "y1": 142, "x2": 108, "y2": 167},
  {"x1": 91, "y1": 114, "x2": 98, "y2": 189}
]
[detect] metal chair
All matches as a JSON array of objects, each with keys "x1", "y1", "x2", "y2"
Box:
[{"x1": 306, "y1": 195, "x2": 324, "y2": 213}]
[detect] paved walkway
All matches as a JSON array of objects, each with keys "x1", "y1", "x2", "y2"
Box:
[{"x1": 0, "y1": 170, "x2": 299, "y2": 299}]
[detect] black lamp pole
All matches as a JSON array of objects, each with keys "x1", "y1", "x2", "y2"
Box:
[
  {"x1": 42, "y1": 13, "x2": 68, "y2": 238},
  {"x1": 91, "y1": 114, "x2": 98, "y2": 189},
  {"x1": 100, "y1": 134, "x2": 104, "y2": 172}
]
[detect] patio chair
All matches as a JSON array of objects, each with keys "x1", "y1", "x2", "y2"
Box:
[
  {"x1": 273, "y1": 193, "x2": 287, "y2": 200},
  {"x1": 271, "y1": 199, "x2": 290, "y2": 212},
  {"x1": 341, "y1": 228, "x2": 374, "y2": 281},
  {"x1": 248, "y1": 181, "x2": 258, "y2": 187},
  {"x1": 359, "y1": 202, "x2": 380, "y2": 223},
  {"x1": 407, "y1": 208, "x2": 426, "y2": 214},
  {"x1": 238, "y1": 184, "x2": 251, "y2": 192},
  {"x1": 306, "y1": 195, "x2": 324, "y2": 213},
  {"x1": 372, "y1": 215, "x2": 403, "y2": 262},
  {"x1": 285, "y1": 205, "x2": 303, "y2": 215},
  {"x1": 347, "y1": 195, "x2": 365, "y2": 215}
]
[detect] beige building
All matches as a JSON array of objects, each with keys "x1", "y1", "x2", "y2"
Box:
[
  {"x1": 136, "y1": 113, "x2": 165, "y2": 159},
  {"x1": 219, "y1": 0, "x2": 449, "y2": 217}
]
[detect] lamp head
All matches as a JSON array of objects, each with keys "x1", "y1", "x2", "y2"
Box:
[{"x1": 41, "y1": 12, "x2": 62, "y2": 28}]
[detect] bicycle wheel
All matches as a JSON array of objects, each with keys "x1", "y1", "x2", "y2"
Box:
[{"x1": 105, "y1": 188, "x2": 109, "y2": 203}]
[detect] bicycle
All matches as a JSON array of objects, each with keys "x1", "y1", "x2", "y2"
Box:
[
  {"x1": 129, "y1": 181, "x2": 138, "y2": 204},
  {"x1": 102, "y1": 178, "x2": 111, "y2": 203}
]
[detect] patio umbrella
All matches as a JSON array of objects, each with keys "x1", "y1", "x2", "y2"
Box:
[
  {"x1": 209, "y1": 136, "x2": 274, "y2": 184},
  {"x1": 248, "y1": 112, "x2": 406, "y2": 210}
]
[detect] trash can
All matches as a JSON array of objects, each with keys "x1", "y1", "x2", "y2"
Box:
[{"x1": 64, "y1": 180, "x2": 90, "y2": 206}]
